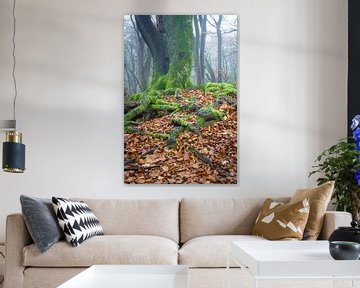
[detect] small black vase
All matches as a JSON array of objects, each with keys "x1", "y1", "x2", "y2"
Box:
[
  {"x1": 328, "y1": 221, "x2": 360, "y2": 244},
  {"x1": 329, "y1": 241, "x2": 360, "y2": 260}
]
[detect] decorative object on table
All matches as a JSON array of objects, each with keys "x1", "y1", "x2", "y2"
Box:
[
  {"x1": 1, "y1": 0, "x2": 26, "y2": 173},
  {"x1": 309, "y1": 114, "x2": 360, "y2": 222},
  {"x1": 124, "y1": 15, "x2": 238, "y2": 184},
  {"x1": 289, "y1": 181, "x2": 334, "y2": 240},
  {"x1": 252, "y1": 198, "x2": 310, "y2": 240},
  {"x1": 329, "y1": 241, "x2": 360, "y2": 260},
  {"x1": 329, "y1": 220, "x2": 360, "y2": 244}
]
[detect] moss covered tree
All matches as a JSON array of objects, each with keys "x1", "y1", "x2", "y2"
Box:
[{"x1": 135, "y1": 15, "x2": 193, "y2": 90}]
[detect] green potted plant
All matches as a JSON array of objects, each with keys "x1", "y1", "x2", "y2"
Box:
[{"x1": 309, "y1": 115, "x2": 360, "y2": 222}]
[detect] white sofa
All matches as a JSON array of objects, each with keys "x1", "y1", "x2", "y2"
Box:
[{"x1": 4, "y1": 198, "x2": 352, "y2": 288}]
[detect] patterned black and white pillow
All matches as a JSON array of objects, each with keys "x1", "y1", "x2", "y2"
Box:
[{"x1": 52, "y1": 197, "x2": 104, "y2": 247}]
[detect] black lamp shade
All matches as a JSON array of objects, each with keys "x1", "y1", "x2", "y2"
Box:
[{"x1": 3, "y1": 141, "x2": 25, "y2": 173}]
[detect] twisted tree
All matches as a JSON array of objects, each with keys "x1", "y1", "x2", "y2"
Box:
[{"x1": 135, "y1": 15, "x2": 193, "y2": 90}]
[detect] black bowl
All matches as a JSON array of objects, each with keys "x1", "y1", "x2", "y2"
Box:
[{"x1": 329, "y1": 241, "x2": 360, "y2": 260}]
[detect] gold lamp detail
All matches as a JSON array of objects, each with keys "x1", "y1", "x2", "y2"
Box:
[
  {"x1": 3, "y1": 130, "x2": 25, "y2": 173},
  {"x1": 1, "y1": 0, "x2": 26, "y2": 173}
]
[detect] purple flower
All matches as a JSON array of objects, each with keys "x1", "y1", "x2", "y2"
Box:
[
  {"x1": 357, "y1": 142, "x2": 360, "y2": 152},
  {"x1": 356, "y1": 167, "x2": 360, "y2": 186},
  {"x1": 352, "y1": 115, "x2": 360, "y2": 130},
  {"x1": 354, "y1": 128, "x2": 360, "y2": 142}
]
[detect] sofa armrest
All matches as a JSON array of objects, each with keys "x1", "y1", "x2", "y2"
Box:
[
  {"x1": 4, "y1": 213, "x2": 32, "y2": 288},
  {"x1": 318, "y1": 211, "x2": 352, "y2": 240}
]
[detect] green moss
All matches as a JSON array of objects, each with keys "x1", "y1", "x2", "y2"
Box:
[
  {"x1": 152, "y1": 104, "x2": 180, "y2": 112},
  {"x1": 172, "y1": 117, "x2": 190, "y2": 128},
  {"x1": 204, "y1": 82, "x2": 237, "y2": 97},
  {"x1": 124, "y1": 126, "x2": 169, "y2": 141},
  {"x1": 197, "y1": 117, "x2": 206, "y2": 127},
  {"x1": 167, "y1": 126, "x2": 185, "y2": 149},
  {"x1": 162, "y1": 88, "x2": 176, "y2": 96},
  {"x1": 196, "y1": 105, "x2": 224, "y2": 126},
  {"x1": 128, "y1": 93, "x2": 144, "y2": 102},
  {"x1": 197, "y1": 84, "x2": 206, "y2": 92},
  {"x1": 170, "y1": 126, "x2": 184, "y2": 137},
  {"x1": 151, "y1": 75, "x2": 168, "y2": 91},
  {"x1": 148, "y1": 132, "x2": 169, "y2": 140},
  {"x1": 124, "y1": 93, "x2": 181, "y2": 121},
  {"x1": 197, "y1": 105, "x2": 224, "y2": 120},
  {"x1": 124, "y1": 126, "x2": 142, "y2": 134},
  {"x1": 152, "y1": 98, "x2": 180, "y2": 112},
  {"x1": 148, "y1": 16, "x2": 193, "y2": 91},
  {"x1": 124, "y1": 103, "x2": 148, "y2": 122},
  {"x1": 188, "y1": 96, "x2": 196, "y2": 103},
  {"x1": 172, "y1": 116, "x2": 200, "y2": 134}
]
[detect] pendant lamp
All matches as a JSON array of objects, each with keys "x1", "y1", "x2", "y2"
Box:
[{"x1": 1, "y1": 0, "x2": 26, "y2": 173}]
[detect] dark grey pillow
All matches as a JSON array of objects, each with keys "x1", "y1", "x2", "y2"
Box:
[{"x1": 20, "y1": 195, "x2": 64, "y2": 253}]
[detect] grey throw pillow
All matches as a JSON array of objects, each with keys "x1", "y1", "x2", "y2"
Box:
[{"x1": 20, "y1": 195, "x2": 64, "y2": 253}]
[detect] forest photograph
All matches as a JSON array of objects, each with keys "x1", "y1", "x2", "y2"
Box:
[{"x1": 124, "y1": 15, "x2": 238, "y2": 184}]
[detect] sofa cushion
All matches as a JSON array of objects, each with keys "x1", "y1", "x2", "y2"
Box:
[
  {"x1": 290, "y1": 181, "x2": 334, "y2": 240},
  {"x1": 72, "y1": 198, "x2": 179, "y2": 243},
  {"x1": 252, "y1": 198, "x2": 310, "y2": 240},
  {"x1": 20, "y1": 195, "x2": 64, "y2": 253},
  {"x1": 179, "y1": 235, "x2": 267, "y2": 268},
  {"x1": 52, "y1": 197, "x2": 104, "y2": 247},
  {"x1": 23, "y1": 235, "x2": 178, "y2": 267},
  {"x1": 180, "y1": 198, "x2": 289, "y2": 243}
]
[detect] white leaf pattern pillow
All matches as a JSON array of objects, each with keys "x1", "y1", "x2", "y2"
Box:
[{"x1": 52, "y1": 197, "x2": 103, "y2": 246}]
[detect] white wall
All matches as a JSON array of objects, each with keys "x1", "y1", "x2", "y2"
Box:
[{"x1": 0, "y1": 0, "x2": 347, "y2": 242}]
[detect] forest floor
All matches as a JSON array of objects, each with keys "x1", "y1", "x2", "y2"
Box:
[{"x1": 124, "y1": 84, "x2": 237, "y2": 184}]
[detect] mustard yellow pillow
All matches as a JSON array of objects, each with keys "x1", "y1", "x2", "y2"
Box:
[
  {"x1": 289, "y1": 181, "x2": 334, "y2": 240},
  {"x1": 252, "y1": 198, "x2": 310, "y2": 240}
]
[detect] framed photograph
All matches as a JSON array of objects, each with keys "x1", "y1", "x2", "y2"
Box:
[{"x1": 124, "y1": 15, "x2": 237, "y2": 184}]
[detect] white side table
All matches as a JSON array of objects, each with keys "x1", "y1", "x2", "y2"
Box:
[{"x1": 228, "y1": 240, "x2": 360, "y2": 288}]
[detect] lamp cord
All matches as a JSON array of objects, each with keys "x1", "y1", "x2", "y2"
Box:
[{"x1": 12, "y1": 0, "x2": 18, "y2": 130}]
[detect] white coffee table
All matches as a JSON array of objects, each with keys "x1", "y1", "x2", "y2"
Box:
[
  {"x1": 228, "y1": 241, "x2": 360, "y2": 288},
  {"x1": 58, "y1": 265, "x2": 189, "y2": 288}
]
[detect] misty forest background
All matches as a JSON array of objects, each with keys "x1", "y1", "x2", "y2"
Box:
[{"x1": 124, "y1": 15, "x2": 238, "y2": 184}]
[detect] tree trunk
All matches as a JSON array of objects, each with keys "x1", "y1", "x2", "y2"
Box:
[
  {"x1": 199, "y1": 15, "x2": 207, "y2": 84},
  {"x1": 216, "y1": 16, "x2": 223, "y2": 83},
  {"x1": 193, "y1": 16, "x2": 201, "y2": 85},
  {"x1": 135, "y1": 15, "x2": 169, "y2": 76},
  {"x1": 136, "y1": 15, "x2": 193, "y2": 90},
  {"x1": 162, "y1": 15, "x2": 193, "y2": 89},
  {"x1": 143, "y1": 48, "x2": 152, "y2": 88},
  {"x1": 205, "y1": 56, "x2": 216, "y2": 82}
]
